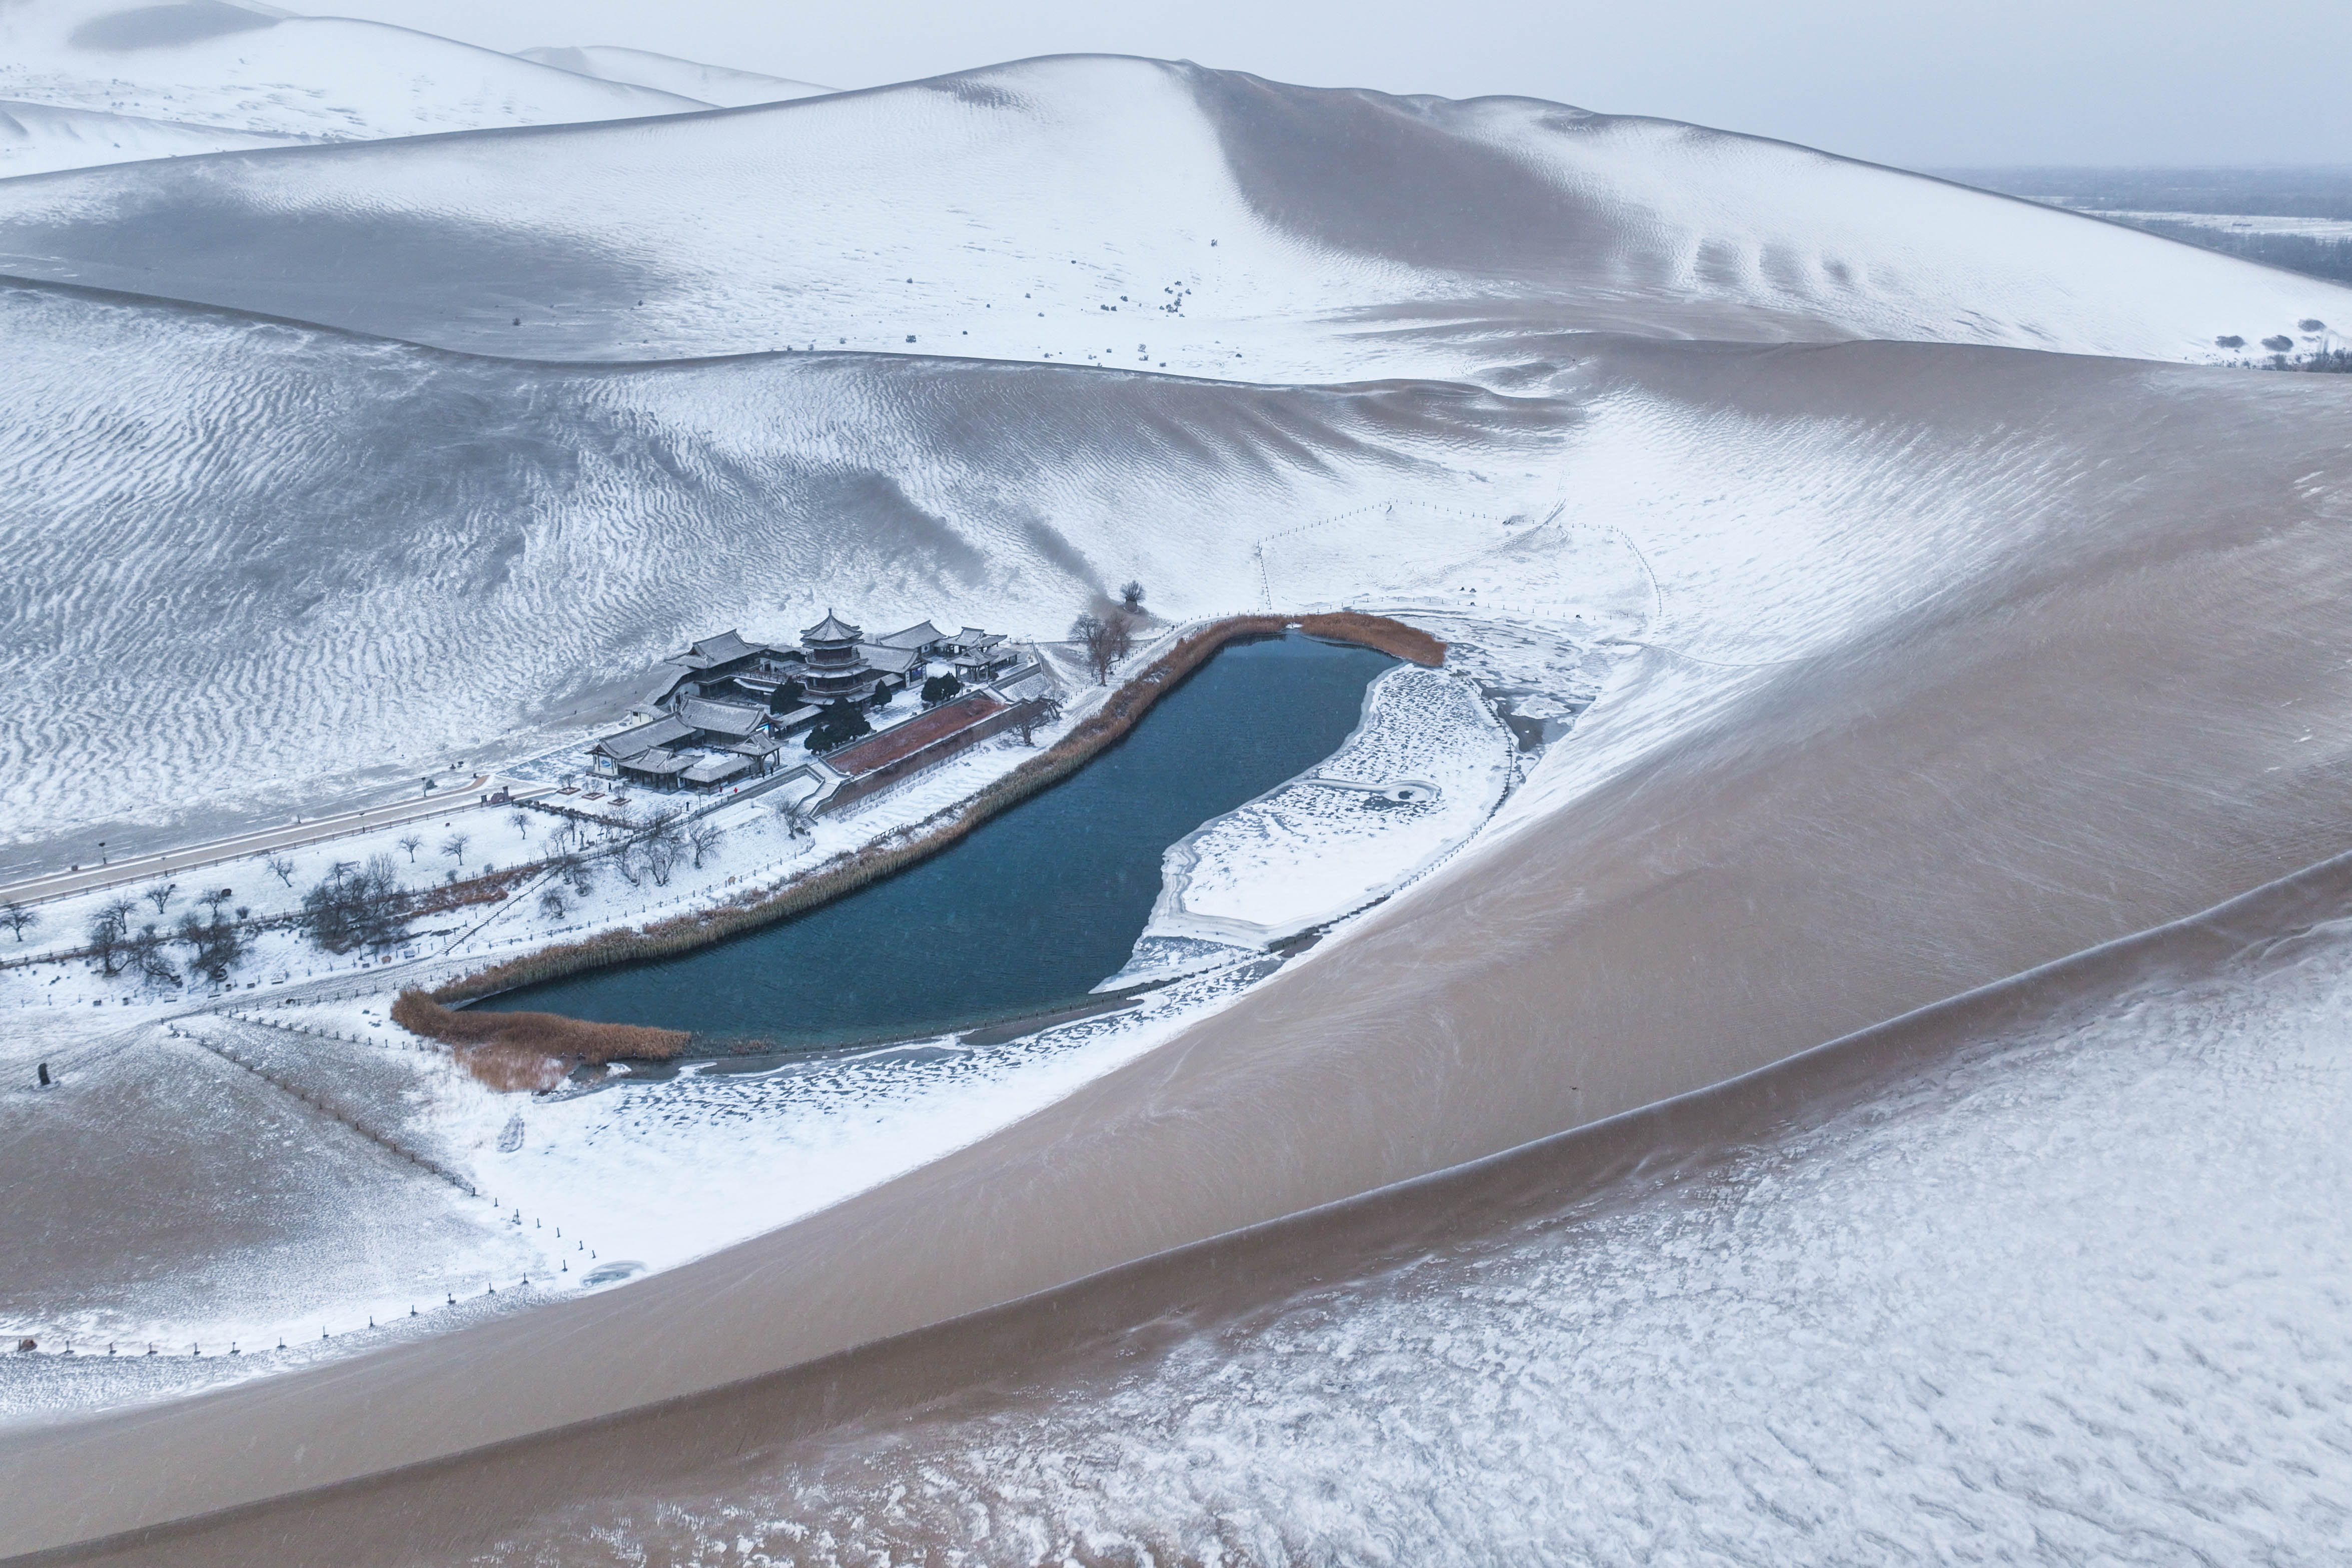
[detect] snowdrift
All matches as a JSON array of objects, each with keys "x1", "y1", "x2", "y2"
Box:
[
  {"x1": 512, "y1": 45, "x2": 834, "y2": 108},
  {"x1": 0, "y1": 96, "x2": 311, "y2": 180},
  {"x1": 0, "y1": 53, "x2": 2342, "y2": 380}
]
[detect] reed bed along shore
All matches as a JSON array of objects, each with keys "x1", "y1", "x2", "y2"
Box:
[
  {"x1": 391, "y1": 989, "x2": 687, "y2": 1090},
  {"x1": 430, "y1": 613, "x2": 1441, "y2": 1015}
]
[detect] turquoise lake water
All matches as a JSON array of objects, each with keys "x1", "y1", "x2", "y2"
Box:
[{"x1": 475, "y1": 633, "x2": 1395, "y2": 1045}]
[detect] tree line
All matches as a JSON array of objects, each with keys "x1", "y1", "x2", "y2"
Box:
[{"x1": 34, "y1": 802, "x2": 730, "y2": 992}]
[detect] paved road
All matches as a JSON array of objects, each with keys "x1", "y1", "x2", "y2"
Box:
[{"x1": 0, "y1": 778, "x2": 561, "y2": 909}]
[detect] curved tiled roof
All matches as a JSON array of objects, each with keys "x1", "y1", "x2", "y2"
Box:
[{"x1": 802, "y1": 608, "x2": 862, "y2": 643}]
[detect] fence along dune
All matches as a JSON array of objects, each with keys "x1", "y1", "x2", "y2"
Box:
[{"x1": 431, "y1": 613, "x2": 1440, "y2": 1010}]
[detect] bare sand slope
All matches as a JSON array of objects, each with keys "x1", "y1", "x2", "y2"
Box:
[
  {"x1": 7, "y1": 340, "x2": 2350, "y2": 1559},
  {"x1": 0, "y1": 54, "x2": 2340, "y2": 377},
  {"x1": 39, "y1": 834, "x2": 2352, "y2": 1564},
  {"x1": 60, "y1": 829, "x2": 2350, "y2": 1565}
]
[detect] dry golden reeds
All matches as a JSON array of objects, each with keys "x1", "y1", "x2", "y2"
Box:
[{"x1": 392, "y1": 988, "x2": 687, "y2": 1091}]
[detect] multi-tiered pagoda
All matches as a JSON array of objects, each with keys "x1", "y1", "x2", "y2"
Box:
[{"x1": 798, "y1": 609, "x2": 882, "y2": 705}]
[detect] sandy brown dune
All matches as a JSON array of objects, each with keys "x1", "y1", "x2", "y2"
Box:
[
  {"x1": 6, "y1": 336, "x2": 2351, "y2": 1559},
  {"x1": 33, "y1": 833, "x2": 2352, "y2": 1565}
]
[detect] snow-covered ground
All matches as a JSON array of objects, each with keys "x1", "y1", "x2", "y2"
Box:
[
  {"x1": 0, "y1": 0, "x2": 710, "y2": 163},
  {"x1": 9, "y1": 18, "x2": 2352, "y2": 1540},
  {"x1": 0, "y1": 96, "x2": 312, "y2": 179},
  {"x1": 511, "y1": 45, "x2": 833, "y2": 108},
  {"x1": 0, "y1": 814, "x2": 1292, "y2": 1417},
  {"x1": 0, "y1": 637, "x2": 1109, "y2": 1025},
  {"x1": 0, "y1": 278, "x2": 1583, "y2": 865},
  {"x1": 1112, "y1": 666, "x2": 1512, "y2": 980},
  {"x1": 1, "y1": 52, "x2": 2342, "y2": 377},
  {"x1": 0, "y1": 1009, "x2": 556, "y2": 1420},
  {"x1": 1, "y1": 607, "x2": 1509, "y2": 1415}
]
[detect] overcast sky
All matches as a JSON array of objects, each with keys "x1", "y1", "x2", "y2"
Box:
[{"x1": 329, "y1": 0, "x2": 2351, "y2": 169}]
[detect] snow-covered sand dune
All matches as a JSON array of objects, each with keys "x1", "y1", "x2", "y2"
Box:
[
  {"x1": 512, "y1": 45, "x2": 834, "y2": 107},
  {"x1": 11, "y1": 28, "x2": 2352, "y2": 1557},
  {"x1": 0, "y1": 279, "x2": 1582, "y2": 866},
  {"x1": 0, "y1": 0, "x2": 713, "y2": 168},
  {"x1": 0, "y1": 52, "x2": 2342, "y2": 379},
  {"x1": 0, "y1": 97, "x2": 311, "y2": 180},
  {"x1": 10, "y1": 319, "x2": 2352, "y2": 1554},
  {"x1": 307, "y1": 852, "x2": 2352, "y2": 1565}
]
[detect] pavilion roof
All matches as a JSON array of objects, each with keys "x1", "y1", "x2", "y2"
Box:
[
  {"x1": 678, "y1": 629, "x2": 763, "y2": 668},
  {"x1": 859, "y1": 642, "x2": 921, "y2": 674},
  {"x1": 678, "y1": 696, "x2": 766, "y2": 737},
  {"x1": 873, "y1": 619, "x2": 948, "y2": 650},
  {"x1": 802, "y1": 608, "x2": 863, "y2": 643},
  {"x1": 591, "y1": 714, "x2": 694, "y2": 758}
]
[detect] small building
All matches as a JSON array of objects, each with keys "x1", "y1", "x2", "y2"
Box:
[
  {"x1": 872, "y1": 620, "x2": 952, "y2": 660},
  {"x1": 589, "y1": 698, "x2": 779, "y2": 792},
  {"x1": 949, "y1": 629, "x2": 1017, "y2": 681},
  {"x1": 677, "y1": 696, "x2": 767, "y2": 742},
  {"x1": 612, "y1": 746, "x2": 693, "y2": 787},
  {"x1": 681, "y1": 752, "x2": 757, "y2": 789},
  {"x1": 857, "y1": 640, "x2": 921, "y2": 691},
  {"x1": 675, "y1": 629, "x2": 766, "y2": 670},
  {"x1": 589, "y1": 714, "x2": 696, "y2": 781}
]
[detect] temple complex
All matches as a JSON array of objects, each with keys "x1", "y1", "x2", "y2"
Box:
[{"x1": 587, "y1": 606, "x2": 1048, "y2": 796}]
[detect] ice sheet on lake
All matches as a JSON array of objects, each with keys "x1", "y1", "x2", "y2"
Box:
[{"x1": 1108, "y1": 666, "x2": 1512, "y2": 981}]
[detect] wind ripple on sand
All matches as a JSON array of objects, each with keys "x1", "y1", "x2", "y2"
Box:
[{"x1": 472, "y1": 873, "x2": 2352, "y2": 1565}]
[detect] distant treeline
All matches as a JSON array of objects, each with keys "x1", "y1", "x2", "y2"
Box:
[
  {"x1": 1932, "y1": 166, "x2": 2352, "y2": 220},
  {"x1": 1929, "y1": 166, "x2": 2352, "y2": 284},
  {"x1": 2116, "y1": 219, "x2": 2352, "y2": 286}
]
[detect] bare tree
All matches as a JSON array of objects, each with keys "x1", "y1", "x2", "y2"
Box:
[
  {"x1": 771, "y1": 793, "x2": 816, "y2": 840},
  {"x1": 129, "y1": 923, "x2": 180, "y2": 987},
  {"x1": 508, "y1": 810, "x2": 531, "y2": 840},
  {"x1": 1, "y1": 902, "x2": 38, "y2": 943},
  {"x1": 538, "y1": 886, "x2": 568, "y2": 922},
  {"x1": 397, "y1": 834, "x2": 424, "y2": 863},
  {"x1": 686, "y1": 818, "x2": 725, "y2": 870},
  {"x1": 1120, "y1": 579, "x2": 1146, "y2": 610},
  {"x1": 1072, "y1": 608, "x2": 1136, "y2": 684},
  {"x1": 199, "y1": 887, "x2": 233, "y2": 920},
  {"x1": 265, "y1": 852, "x2": 297, "y2": 887},
  {"x1": 296, "y1": 854, "x2": 409, "y2": 954},
  {"x1": 1072, "y1": 612, "x2": 1113, "y2": 684},
  {"x1": 177, "y1": 910, "x2": 244, "y2": 982},
  {"x1": 637, "y1": 808, "x2": 686, "y2": 887},
  {"x1": 1011, "y1": 696, "x2": 1064, "y2": 746},
  {"x1": 141, "y1": 880, "x2": 177, "y2": 916},
  {"x1": 440, "y1": 831, "x2": 471, "y2": 867},
  {"x1": 88, "y1": 898, "x2": 135, "y2": 977}
]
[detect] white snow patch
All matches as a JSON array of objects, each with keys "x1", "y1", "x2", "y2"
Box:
[{"x1": 1113, "y1": 666, "x2": 1510, "y2": 972}]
